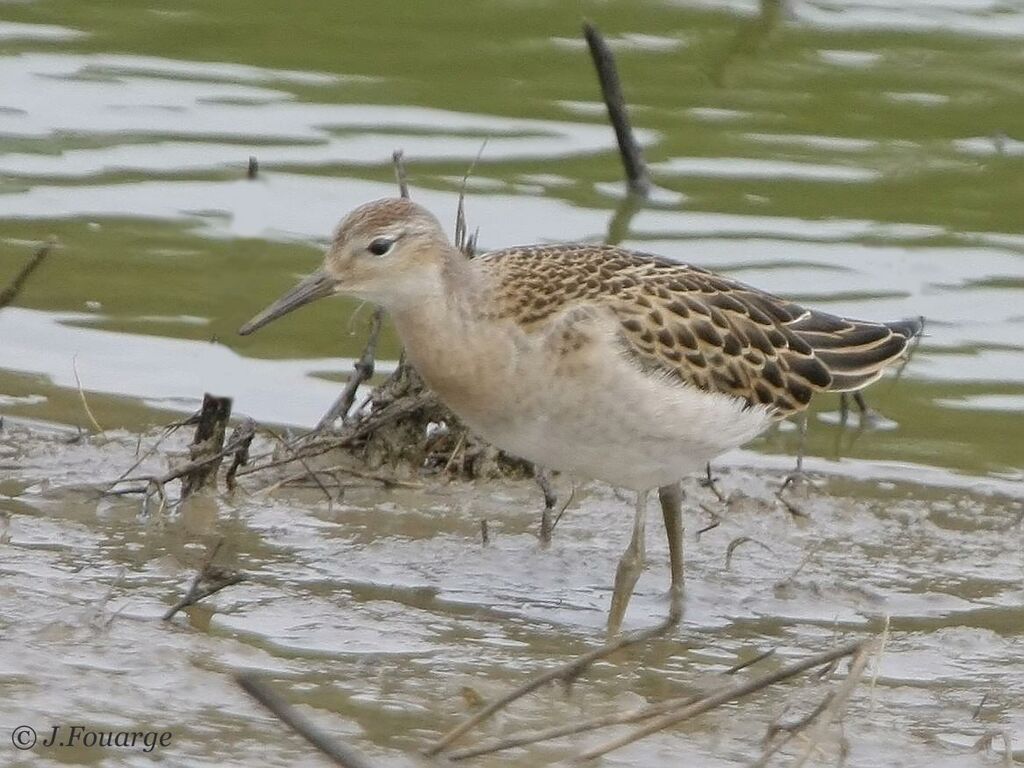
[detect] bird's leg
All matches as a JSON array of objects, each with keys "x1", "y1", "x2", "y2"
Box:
[
  {"x1": 777, "y1": 412, "x2": 811, "y2": 518},
  {"x1": 794, "y1": 410, "x2": 807, "y2": 476},
  {"x1": 854, "y1": 391, "x2": 869, "y2": 414},
  {"x1": 607, "y1": 490, "x2": 649, "y2": 636},
  {"x1": 534, "y1": 466, "x2": 557, "y2": 546},
  {"x1": 852, "y1": 390, "x2": 883, "y2": 429},
  {"x1": 700, "y1": 462, "x2": 726, "y2": 503},
  {"x1": 841, "y1": 390, "x2": 877, "y2": 429},
  {"x1": 781, "y1": 411, "x2": 809, "y2": 491},
  {"x1": 658, "y1": 482, "x2": 684, "y2": 624}
]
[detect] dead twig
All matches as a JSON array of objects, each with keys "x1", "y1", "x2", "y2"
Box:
[
  {"x1": 726, "y1": 648, "x2": 777, "y2": 675},
  {"x1": 0, "y1": 237, "x2": 56, "y2": 310},
  {"x1": 163, "y1": 539, "x2": 246, "y2": 620},
  {"x1": 445, "y1": 645, "x2": 778, "y2": 761},
  {"x1": 455, "y1": 140, "x2": 488, "y2": 256},
  {"x1": 725, "y1": 535, "x2": 774, "y2": 569},
  {"x1": 261, "y1": 425, "x2": 335, "y2": 508},
  {"x1": 180, "y1": 393, "x2": 232, "y2": 499},
  {"x1": 236, "y1": 673, "x2": 381, "y2": 768},
  {"x1": 72, "y1": 355, "x2": 104, "y2": 434},
  {"x1": 258, "y1": 463, "x2": 421, "y2": 495},
  {"x1": 392, "y1": 149, "x2": 409, "y2": 198},
  {"x1": 775, "y1": 542, "x2": 822, "y2": 589},
  {"x1": 789, "y1": 642, "x2": 873, "y2": 767},
  {"x1": 867, "y1": 613, "x2": 890, "y2": 715},
  {"x1": 972, "y1": 692, "x2": 991, "y2": 721},
  {"x1": 142, "y1": 477, "x2": 169, "y2": 516},
  {"x1": 577, "y1": 639, "x2": 869, "y2": 761},
  {"x1": 550, "y1": 483, "x2": 575, "y2": 533},
  {"x1": 582, "y1": 21, "x2": 651, "y2": 196},
  {"x1": 237, "y1": 391, "x2": 437, "y2": 477},
  {"x1": 973, "y1": 730, "x2": 1014, "y2": 768},
  {"x1": 752, "y1": 692, "x2": 836, "y2": 767},
  {"x1": 225, "y1": 417, "x2": 256, "y2": 491},
  {"x1": 107, "y1": 418, "x2": 192, "y2": 490},
  {"x1": 425, "y1": 616, "x2": 680, "y2": 756},
  {"x1": 113, "y1": 441, "x2": 244, "y2": 493},
  {"x1": 316, "y1": 307, "x2": 385, "y2": 431}
]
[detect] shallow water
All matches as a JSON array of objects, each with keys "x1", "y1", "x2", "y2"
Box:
[{"x1": 1, "y1": 0, "x2": 1023, "y2": 765}]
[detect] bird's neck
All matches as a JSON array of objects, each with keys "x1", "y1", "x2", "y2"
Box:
[
  {"x1": 387, "y1": 247, "x2": 485, "y2": 330},
  {"x1": 387, "y1": 251, "x2": 505, "y2": 417}
]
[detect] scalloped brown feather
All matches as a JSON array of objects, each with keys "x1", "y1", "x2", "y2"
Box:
[{"x1": 479, "y1": 244, "x2": 922, "y2": 419}]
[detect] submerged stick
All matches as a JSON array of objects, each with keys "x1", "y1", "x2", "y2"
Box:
[
  {"x1": 582, "y1": 21, "x2": 651, "y2": 197},
  {"x1": 445, "y1": 647, "x2": 777, "y2": 761},
  {"x1": 789, "y1": 642, "x2": 872, "y2": 767},
  {"x1": 0, "y1": 237, "x2": 56, "y2": 310},
  {"x1": 236, "y1": 673, "x2": 381, "y2": 768},
  {"x1": 578, "y1": 638, "x2": 869, "y2": 760},
  {"x1": 425, "y1": 616, "x2": 679, "y2": 756},
  {"x1": 163, "y1": 539, "x2": 245, "y2": 620}
]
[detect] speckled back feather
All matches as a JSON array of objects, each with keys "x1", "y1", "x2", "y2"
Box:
[{"x1": 478, "y1": 244, "x2": 922, "y2": 418}]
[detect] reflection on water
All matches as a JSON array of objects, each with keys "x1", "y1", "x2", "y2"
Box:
[{"x1": 1, "y1": 0, "x2": 1023, "y2": 765}]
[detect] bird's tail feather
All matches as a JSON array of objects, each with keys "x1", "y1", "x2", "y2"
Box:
[{"x1": 790, "y1": 313, "x2": 924, "y2": 393}]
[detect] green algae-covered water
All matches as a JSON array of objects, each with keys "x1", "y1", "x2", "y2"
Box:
[{"x1": 1, "y1": 1, "x2": 1023, "y2": 765}]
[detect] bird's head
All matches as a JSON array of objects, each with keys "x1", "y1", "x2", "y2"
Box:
[{"x1": 239, "y1": 197, "x2": 449, "y2": 335}]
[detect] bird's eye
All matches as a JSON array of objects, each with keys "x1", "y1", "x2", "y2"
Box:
[{"x1": 367, "y1": 237, "x2": 394, "y2": 256}]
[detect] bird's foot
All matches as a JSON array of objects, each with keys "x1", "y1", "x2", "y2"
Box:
[
  {"x1": 776, "y1": 472, "x2": 811, "y2": 520},
  {"x1": 699, "y1": 462, "x2": 727, "y2": 503}
]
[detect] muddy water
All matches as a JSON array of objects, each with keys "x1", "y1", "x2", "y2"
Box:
[{"x1": 1, "y1": 0, "x2": 1023, "y2": 765}]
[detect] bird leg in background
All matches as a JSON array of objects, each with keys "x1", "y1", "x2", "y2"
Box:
[
  {"x1": 659, "y1": 483, "x2": 685, "y2": 624},
  {"x1": 839, "y1": 390, "x2": 876, "y2": 428},
  {"x1": 535, "y1": 466, "x2": 557, "y2": 545},
  {"x1": 791, "y1": 410, "x2": 809, "y2": 478},
  {"x1": 607, "y1": 490, "x2": 649, "y2": 636},
  {"x1": 700, "y1": 461, "x2": 727, "y2": 502},
  {"x1": 774, "y1": 412, "x2": 811, "y2": 519},
  {"x1": 0, "y1": 237, "x2": 56, "y2": 310},
  {"x1": 851, "y1": 390, "x2": 882, "y2": 428}
]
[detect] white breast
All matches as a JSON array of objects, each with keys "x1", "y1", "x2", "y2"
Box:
[{"x1": 413, "y1": 310, "x2": 774, "y2": 492}]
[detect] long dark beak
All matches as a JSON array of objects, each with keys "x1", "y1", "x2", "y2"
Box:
[{"x1": 238, "y1": 269, "x2": 334, "y2": 336}]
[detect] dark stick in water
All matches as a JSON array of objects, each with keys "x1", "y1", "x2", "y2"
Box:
[
  {"x1": 0, "y1": 238, "x2": 57, "y2": 310},
  {"x1": 583, "y1": 21, "x2": 652, "y2": 197},
  {"x1": 236, "y1": 673, "x2": 383, "y2": 768},
  {"x1": 163, "y1": 539, "x2": 245, "y2": 620}
]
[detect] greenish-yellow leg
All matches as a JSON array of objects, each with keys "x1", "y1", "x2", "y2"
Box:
[
  {"x1": 607, "y1": 490, "x2": 648, "y2": 636},
  {"x1": 659, "y1": 482, "x2": 684, "y2": 624}
]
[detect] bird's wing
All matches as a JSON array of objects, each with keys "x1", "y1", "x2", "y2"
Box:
[{"x1": 481, "y1": 244, "x2": 920, "y2": 418}]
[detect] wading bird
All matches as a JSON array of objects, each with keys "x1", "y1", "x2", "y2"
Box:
[{"x1": 240, "y1": 198, "x2": 922, "y2": 636}]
